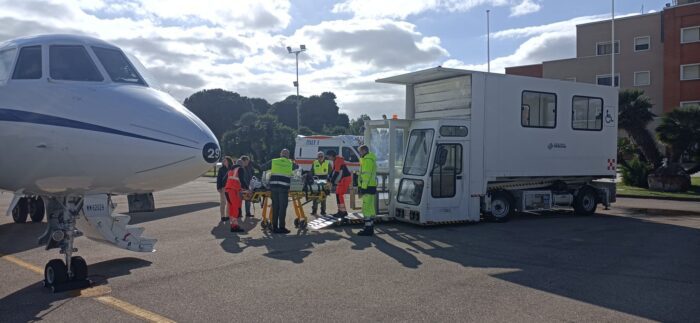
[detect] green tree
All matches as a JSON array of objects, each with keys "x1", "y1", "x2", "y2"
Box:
[
  {"x1": 349, "y1": 114, "x2": 371, "y2": 135},
  {"x1": 184, "y1": 89, "x2": 270, "y2": 141},
  {"x1": 618, "y1": 89, "x2": 663, "y2": 167},
  {"x1": 656, "y1": 106, "x2": 700, "y2": 174},
  {"x1": 220, "y1": 113, "x2": 297, "y2": 163}
]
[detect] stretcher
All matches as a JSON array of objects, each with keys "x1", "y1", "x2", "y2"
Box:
[{"x1": 252, "y1": 190, "x2": 328, "y2": 230}]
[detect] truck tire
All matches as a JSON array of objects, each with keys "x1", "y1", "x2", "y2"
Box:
[
  {"x1": 12, "y1": 198, "x2": 29, "y2": 223},
  {"x1": 489, "y1": 191, "x2": 515, "y2": 222},
  {"x1": 574, "y1": 187, "x2": 598, "y2": 216},
  {"x1": 29, "y1": 197, "x2": 45, "y2": 223}
]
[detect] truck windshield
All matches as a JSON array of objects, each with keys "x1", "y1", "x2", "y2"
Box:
[{"x1": 403, "y1": 129, "x2": 434, "y2": 176}]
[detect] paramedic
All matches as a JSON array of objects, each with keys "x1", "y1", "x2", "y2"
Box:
[
  {"x1": 225, "y1": 157, "x2": 248, "y2": 233},
  {"x1": 267, "y1": 149, "x2": 296, "y2": 234},
  {"x1": 217, "y1": 156, "x2": 233, "y2": 222},
  {"x1": 327, "y1": 150, "x2": 352, "y2": 219},
  {"x1": 356, "y1": 145, "x2": 377, "y2": 236},
  {"x1": 311, "y1": 151, "x2": 330, "y2": 216}
]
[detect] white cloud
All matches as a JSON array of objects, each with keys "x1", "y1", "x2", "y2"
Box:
[
  {"x1": 332, "y1": 0, "x2": 511, "y2": 19},
  {"x1": 0, "y1": 0, "x2": 451, "y2": 119},
  {"x1": 509, "y1": 0, "x2": 541, "y2": 17}
]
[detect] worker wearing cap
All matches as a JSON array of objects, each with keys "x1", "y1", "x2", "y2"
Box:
[
  {"x1": 356, "y1": 145, "x2": 377, "y2": 236},
  {"x1": 267, "y1": 149, "x2": 296, "y2": 234},
  {"x1": 327, "y1": 150, "x2": 352, "y2": 219},
  {"x1": 311, "y1": 151, "x2": 330, "y2": 216}
]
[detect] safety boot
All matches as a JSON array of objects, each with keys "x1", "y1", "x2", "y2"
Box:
[{"x1": 356, "y1": 226, "x2": 374, "y2": 236}]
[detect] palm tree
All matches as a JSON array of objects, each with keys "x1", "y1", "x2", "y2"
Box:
[
  {"x1": 618, "y1": 89, "x2": 663, "y2": 168},
  {"x1": 656, "y1": 106, "x2": 700, "y2": 162}
]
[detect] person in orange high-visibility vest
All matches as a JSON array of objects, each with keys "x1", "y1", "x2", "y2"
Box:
[
  {"x1": 327, "y1": 150, "x2": 352, "y2": 219},
  {"x1": 225, "y1": 157, "x2": 248, "y2": 233}
]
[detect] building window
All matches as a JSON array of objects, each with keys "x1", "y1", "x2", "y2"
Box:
[
  {"x1": 634, "y1": 36, "x2": 650, "y2": 51},
  {"x1": 680, "y1": 101, "x2": 700, "y2": 108},
  {"x1": 681, "y1": 64, "x2": 700, "y2": 81},
  {"x1": 596, "y1": 41, "x2": 620, "y2": 55},
  {"x1": 681, "y1": 26, "x2": 700, "y2": 43},
  {"x1": 572, "y1": 96, "x2": 603, "y2": 131},
  {"x1": 596, "y1": 74, "x2": 620, "y2": 87},
  {"x1": 521, "y1": 91, "x2": 557, "y2": 129},
  {"x1": 634, "y1": 71, "x2": 651, "y2": 86}
]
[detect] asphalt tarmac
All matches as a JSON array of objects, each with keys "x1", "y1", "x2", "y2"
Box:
[{"x1": 1, "y1": 177, "x2": 699, "y2": 322}]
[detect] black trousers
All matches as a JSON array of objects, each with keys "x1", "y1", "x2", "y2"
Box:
[{"x1": 271, "y1": 187, "x2": 289, "y2": 230}]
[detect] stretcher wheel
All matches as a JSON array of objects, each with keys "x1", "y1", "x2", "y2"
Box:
[
  {"x1": 300, "y1": 219, "x2": 307, "y2": 229},
  {"x1": 293, "y1": 218, "x2": 300, "y2": 228},
  {"x1": 261, "y1": 220, "x2": 269, "y2": 229}
]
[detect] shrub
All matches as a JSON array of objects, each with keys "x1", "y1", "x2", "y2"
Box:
[{"x1": 620, "y1": 157, "x2": 652, "y2": 188}]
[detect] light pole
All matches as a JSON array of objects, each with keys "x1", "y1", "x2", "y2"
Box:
[
  {"x1": 611, "y1": 0, "x2": 615, "y2": 87},
  {"x1": 287, "y1": 44, "x2": 306, "y2": 132},
  {"x1": 486, "y1": 9, "x2": 490, "y2": 73}
]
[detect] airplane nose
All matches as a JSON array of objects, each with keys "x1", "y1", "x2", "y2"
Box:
[{"x1": 202, "y1": 141, "x2": 221, "y2": 164}]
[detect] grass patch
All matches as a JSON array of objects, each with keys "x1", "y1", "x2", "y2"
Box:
[
  {"x1": 202, "y1": 167, "x2": 217, "y2": 177},
  {"x1": 617, "y1": 177, "x2": 700, "y2": 200}
]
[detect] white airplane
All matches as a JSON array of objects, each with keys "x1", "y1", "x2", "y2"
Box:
[{"x1": 0, "y1": 34, "x2": 220, "y2": 291}]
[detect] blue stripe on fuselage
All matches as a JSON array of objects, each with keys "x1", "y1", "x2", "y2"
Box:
[{"x1": 0, "y1": 108, "x2": 198, "y2": 149}]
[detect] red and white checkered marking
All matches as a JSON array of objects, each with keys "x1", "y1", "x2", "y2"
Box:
[{"x1": 607, "y1": 159, "x2": 616, "y2": 171}]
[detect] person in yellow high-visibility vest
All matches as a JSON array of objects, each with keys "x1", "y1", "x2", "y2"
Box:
[
  {"x1": 356, "y1": 145, "x2": 377, "y2": 236},
  {"x1": 311, "y1": 151, "x2": 330, "y2": 215},
  {"x1": 264, "y1": 149, "x2": 297, "y2": 234}
]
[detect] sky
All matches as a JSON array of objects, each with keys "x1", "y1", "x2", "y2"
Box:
[{"x1": 0, "y1": 0, "x2": 669, "y2": 119}]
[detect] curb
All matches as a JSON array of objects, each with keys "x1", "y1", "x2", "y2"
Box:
[{"x1": 617, "y1": 194, "x2": 700, "y2": 202}]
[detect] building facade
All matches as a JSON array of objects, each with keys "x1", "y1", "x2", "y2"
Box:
[{"x1": 505, "y1": 1, "x2": 700, "y2": 116}]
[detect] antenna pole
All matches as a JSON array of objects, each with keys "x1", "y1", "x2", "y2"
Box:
[{"x1": 487, "y1": 9, "x2": 491, "y2": 73}]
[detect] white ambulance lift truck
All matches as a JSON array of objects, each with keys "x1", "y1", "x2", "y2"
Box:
[{"x1": 365, "y1": 67, "x2": 617, "y2": 224}]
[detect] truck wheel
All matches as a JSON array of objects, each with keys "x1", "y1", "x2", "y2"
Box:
[
  {"x1": 574, "y1": 187, "x2": 598, "y2": 216},
  {"x1": 12, "y1": 198, "x2": 29, "y2": 223},
  {"x1": 29, "y1": 197, "x2": 45, "y2": 223},
  {"x1": 489, "y1": 192, "x2": 514, "y2": 222}
]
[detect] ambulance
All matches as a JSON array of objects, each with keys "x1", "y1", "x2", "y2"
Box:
[{"x1": 294, "y1": 135, "x2": 364, "y2": 172}]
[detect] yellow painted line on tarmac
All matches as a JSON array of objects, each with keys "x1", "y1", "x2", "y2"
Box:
[
  {"x1": 1, "y1": 253, "x2": 176, "y2": 323},
  {"x1": 95, "y1": 296, "x2": 176, "y2": 323},
  {"x1": 0, "y1": 254, "x2": 44, "y2": 274}
]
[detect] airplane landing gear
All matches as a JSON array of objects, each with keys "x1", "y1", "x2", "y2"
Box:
[{"x1": 41, "y1": 197, "x2": 91, "y2": 293}]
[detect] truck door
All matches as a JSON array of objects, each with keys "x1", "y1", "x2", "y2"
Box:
[{"x1": 429, "y1": 140, "x2": 467, "y2": 214}]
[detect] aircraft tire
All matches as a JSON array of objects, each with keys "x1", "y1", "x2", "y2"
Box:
[
  {"x1": 70, "y1": 256, "x2": 88, "y2": 281},
  {"x1": 12, "y1": 198, "x2": 29, "y2": 223},
  {"x1": 45, "y1": 259, "x2": 68, "y2": 286},
  {"x1": 29, "y1": 197, "x2": 45, "y2": 223}
]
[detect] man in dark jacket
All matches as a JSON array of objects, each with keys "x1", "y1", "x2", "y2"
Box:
[
  {"x1": 217, "y1": 156, "x2": 234, "y2": 222},
  {"x1": 239, "y1": 156, "x2": 262, "y2": 217}
]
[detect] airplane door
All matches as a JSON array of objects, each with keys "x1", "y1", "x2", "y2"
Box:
[{"x1": 428, "y1": 140, "x2": 467, "y2": 218}]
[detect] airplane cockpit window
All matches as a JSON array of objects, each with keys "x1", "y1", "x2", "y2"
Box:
[
  {"x1": 49, "y1": 45, "x2": 103, "y2": 82},
  {"x1": 12, "y1": 46, "x2": 42, "y2": 80},
  {"x1": 92, "y1": 47, "x2": 145, "y2": 85},
  {"x1": 0, "y1": 48, "x2": 17, "y2": 81}
]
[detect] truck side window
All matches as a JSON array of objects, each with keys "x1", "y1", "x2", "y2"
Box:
[
  {"x1": 572, "y1": 96, "x2": 603, "y2": 131},
  {"x1": 342, "y1": 147, "x2": 359, "y2": 163},
  {"x1": 12, "y1": 46, "x2": 42, "y2": 80},
  {"x1": 522, "y1": 91, "x2": 557, "y2": 128},
  {"x1": 431, "y1": 144, "x2": 462, "y2": 198}
]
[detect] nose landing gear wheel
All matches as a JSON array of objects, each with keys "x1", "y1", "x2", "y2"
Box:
[
  {"x1": 11, "y1": 198, "x2": 29, "y2": 223},
  {"x1": 29, "y1": 197, "x2": 45, "y2": 223},
  {"x1": 70, "y1": 256, "x2": 88, "y2": 281},
  {"x1": 44, "y1": 259, "x2": 68, "y2": 287}
]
